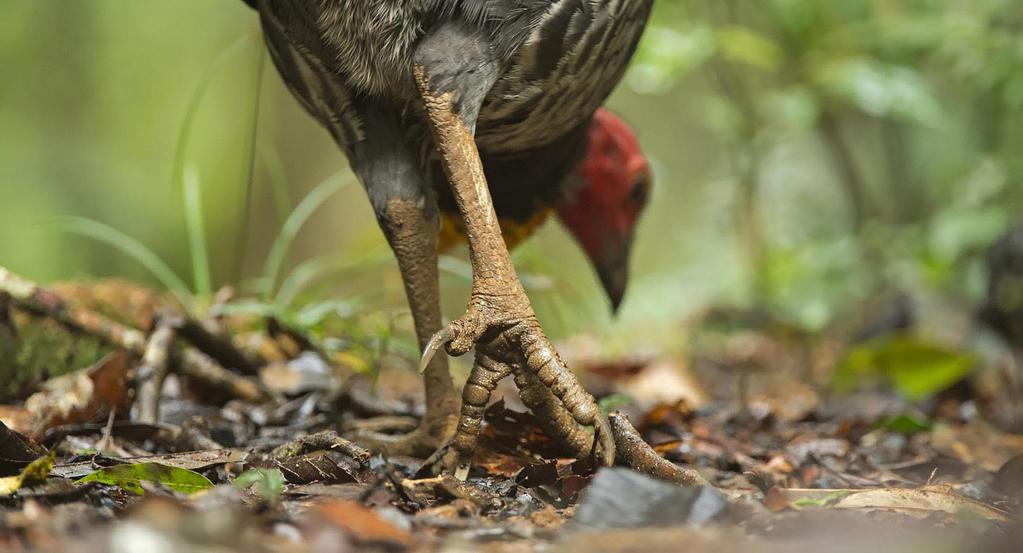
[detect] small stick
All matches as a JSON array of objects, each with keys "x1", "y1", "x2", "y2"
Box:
[
  {"x1": 136, "y1": 317, "x2": 177, "y2": 423},
  {"x1": 269, "y1": 430, "x2": 372, "y2": 464},
  {"x1": 608, "y1": 412, "x2": 707, "y2": 487},
  {"x1": 176, "y1": 316, "x2": 260, "y2": 376},
  {"x1": 0, "y1": 266, "x2": 148, "y2": 351},
  {"x1": 95, "y1": 409, "x2": 118, "y2": 454},
  {"x1": 345, "y1": 416, "x2": 419, "y2": 434},
  {"x1": 0, "y1": 266, "x2": 273, "y2": 404},
  {"x1": 175, "y1": 348, "x2": 273, "y2": 403}
]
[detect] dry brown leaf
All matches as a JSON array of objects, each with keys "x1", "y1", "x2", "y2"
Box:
[
  {"x1": 763, "y1": 486, "x2": 792, "y2": 513},
  {"x1": 25, "y1": 351, "x2": 134, "y2": 440},
  {"x1": 310, "y1": 500, "x2": 414, "y2": 547},
  {"x1": 274, "y1": 451, "x2": 358, "y2": 485},
  {"x1": 931, "y1": 423, "x2": 1023, "y2": 472},
  {"x1": 0, "y1": 406, "x2": 33, "y2": 436},
  {"x1": 0, "y1": 421, "x2": 45, "y2": 477},
  {"x1": 782, "y1": 485, "x2": 1010, "y2": 521},
  {"x1": 620, "y1": 359, "x2": 708, "y2": 409}
]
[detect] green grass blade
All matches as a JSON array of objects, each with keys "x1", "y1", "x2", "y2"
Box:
[
  {"x1": 173, "y1": 32, "x2": 258, "y2": 296},
  {"x1": 260, "y1": 172, "x2": 353, "y2": 298},
  {"x1": 233, "y1": 47, "x2": 267, "y2": 286},
  {"x1": 261, "y1": 146, "x2": 292, "y2": 229},
  {"x1": 50, "y1": 216, "x2": 193, "y2": 304},
  {"x1": 183, "y1": 166, "x2": 211, "y2": 296},
  {"x1": 214, "y1": 299, "x2": 279, "y2": 319},
  {"x1": 275, "y1": 246, "x2": 390, "y2": 309}
]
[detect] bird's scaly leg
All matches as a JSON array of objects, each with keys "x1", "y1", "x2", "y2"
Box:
[
  {"x1": 352, "y1": 199, "x2": 459, "y2": 456},
  {"x1": 413, "y1": 66, "x2": 615, "y2": 479},
  {"x1": 341, "y1": 101, "x2": 458, "y2": 457}
]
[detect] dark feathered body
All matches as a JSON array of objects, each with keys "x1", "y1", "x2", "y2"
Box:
[{"x1": 253, "y1": 0, "x2": 652, "y2": 225}]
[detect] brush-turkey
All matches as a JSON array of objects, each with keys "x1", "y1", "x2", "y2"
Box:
[{"x1": 242, "y1": 0, "x2": 654, "y2": 479}]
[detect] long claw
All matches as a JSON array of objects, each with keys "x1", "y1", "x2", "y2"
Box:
[
  {"x1": 594, "y1": 412, "x2": 616, "y2": 467},
  {"x1": 420, "y1": 326, "x2": 456, "y2": 374},
  {"x1": 454, "y1": 462, "x2": 470, "y2": 481}
]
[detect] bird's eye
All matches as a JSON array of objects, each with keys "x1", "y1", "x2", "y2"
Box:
[{"x1": 629, "y1": 175, "x2": 650, "y2": 205}]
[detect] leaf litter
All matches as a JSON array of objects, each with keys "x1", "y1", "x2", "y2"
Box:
[{"x1": 0, "y1": 273, "x2": 1021, "y2": 552}]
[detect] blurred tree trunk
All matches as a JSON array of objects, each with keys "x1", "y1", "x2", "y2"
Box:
[
  {"x1": 880, "y1": 119, "x2": 924, "y2": 225},
  {"x1": 975, "y1": 85, "x2": 1006, "y2": 156},
  {"x1": 707, "y1": 0, "x2": 771, "y2": 306},
  {"x1": 818, "y1": 111, "x2": 867, "y2": 234}
]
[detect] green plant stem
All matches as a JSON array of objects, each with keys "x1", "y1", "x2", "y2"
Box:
[
  {"x1": 233, "y1": 47, "x2": 268, "y2": 286},
  {"x1": 183, "y1": 166, "x2": 212, "y2": 297},
  {"x1": 259, "y1": 172, "x2": 351, "y2": 298},
  {"x1": 173, "y1": 32, "x2": 258, "y2": 298},
  {"x1": 51, "y1": 216, "x2": 193, "y2": 306}
]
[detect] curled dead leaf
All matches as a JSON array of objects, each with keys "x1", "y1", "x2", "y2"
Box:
[{"x1": 26, "y1": 352, "x2": 133, "y2": 441}]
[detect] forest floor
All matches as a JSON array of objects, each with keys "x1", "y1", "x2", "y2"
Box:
[{"x1": 0, "y1": 273, "x2": 1021, "y2": 552}]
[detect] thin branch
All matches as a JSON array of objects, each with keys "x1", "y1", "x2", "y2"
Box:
[
  {"x1": 176, "y1": 315, "x2": 260, "y2": 376},
  {"x1": 0, "y1": 266, "x2": 274, "y2": 404},
  {"x1": 136, "y1": 317, "x2": 177, "y2": 423}
]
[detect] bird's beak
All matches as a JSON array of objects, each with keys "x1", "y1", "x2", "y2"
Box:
[{"x1": 595, "y1": 232, "x2": 634, "y2": 314}]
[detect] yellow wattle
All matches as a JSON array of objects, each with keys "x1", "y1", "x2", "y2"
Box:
[{"x1": 437, "y1": 207, "x2": 555, "y2": 253}]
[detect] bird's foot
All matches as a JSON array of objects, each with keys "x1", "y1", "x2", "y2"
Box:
[
  {"x1": 346, "y1": 411, "x2": 457, "y2": 459},
  {"x1": 421, "y1": 295, "x2": 615, "y2": 479}
]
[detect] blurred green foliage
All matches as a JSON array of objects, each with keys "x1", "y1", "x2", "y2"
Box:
[
  {"x1": 625, "y1": 0, "x2": 1023, "y2": 336},
  {"x1": 1, "y1": 0, "x2": 1021, "y2": 365},
  {"x1": 834, "y1": 334, "x2": 975, "y2": 399},
  {"x1": 876, "y1": 412, "x2": 932, "y2": 435}
]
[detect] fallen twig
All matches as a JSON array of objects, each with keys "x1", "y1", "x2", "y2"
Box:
[
  {"x1": 269, "y1": 430, "x2": 372, "y2": 464},
  {"x1": 0, "y1": 267, "x2": 147, "y2": 351},
  {"x1": 176, "y1": 316, "x2": 260, "y2": 376},
  {"x1": 344, "y1": 416, "x2": 419, "y2": 434},
  {"x1": 136, "y1": 317, "x2": 177, "y2": 423},
  {"x1": 175, "y1": 348, "x2": 272, "y2": 403},
  {"x1": 0, "y1": 266, "x2": 274, "y2": 405}
]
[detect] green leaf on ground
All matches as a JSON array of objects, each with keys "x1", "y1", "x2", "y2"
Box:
[
  {"x1": 78, "y1": 462, "x2": 213, "y2": 495},
  {"x1": 234, "y1": 468, "x2": 285, "y2": 501},
  {"x1": 877, "y1": 413, "x2": 932, "y2": 435},
  {"x1": 791, "y1": 490, "x2": 851, "y2": 508}
]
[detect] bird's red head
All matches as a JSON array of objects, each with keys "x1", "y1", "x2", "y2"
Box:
[{"x1": 557, "y1": 109, "x2": 651, "y2": 312}]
